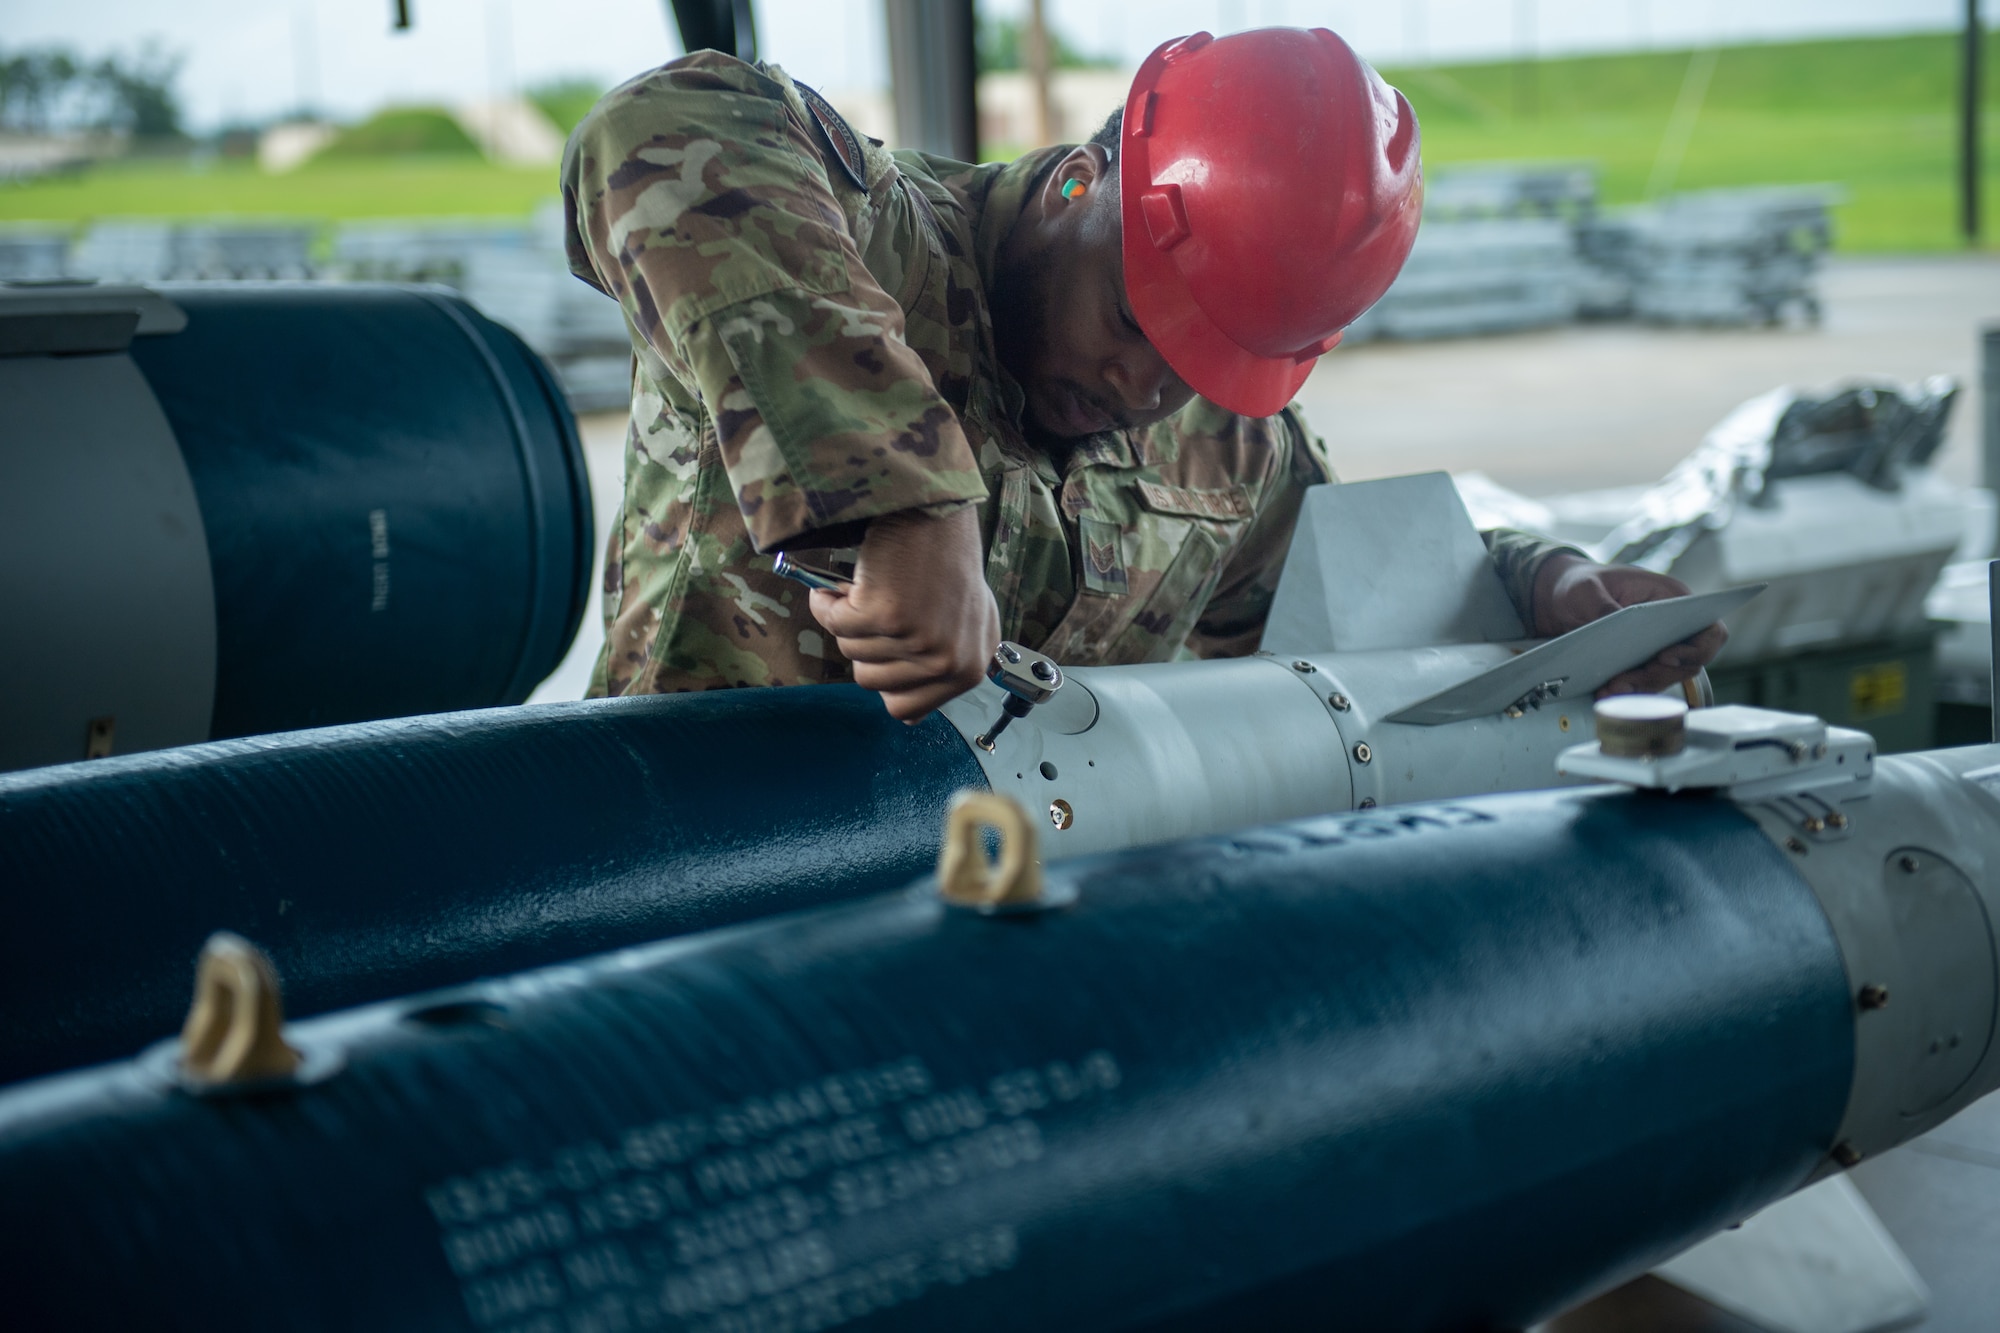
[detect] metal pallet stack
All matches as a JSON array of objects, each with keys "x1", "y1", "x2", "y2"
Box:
[
  {"x1": 327, "y1": 207, "x2": 631, "y2": 411},
  {"x1": 1346, "y1": 169, "x2": 1838, "y2": 341},
  {"x1": 67, "y1": 222, "x2": 179, "y2": 282},
  {"x1": 0, "y1": 228, "x2": 73, "y2": 282},
  {"x1": 69, "y1": 221, "x2": 317, "y2": 282},
  {"x1": 174, "y1": 225, "x2": 316, "y2": 279},
  {"x1": 325, "y1": 219, "x2": 529, "y2": 285},
  {"x1": 1595, "y1": 185, "x2": 1839, "y2": 327},
  {"x1": 1348, "y1": 163, "x2": 1595, "y2": 342}
]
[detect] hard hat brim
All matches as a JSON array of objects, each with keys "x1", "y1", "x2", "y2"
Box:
[
  {"x1": 1117, "y1": 34, "x2": 1324, "y2": 420},
  {"x1": 1117, "y1": 28, "x2": 1420, "y2": 421}
]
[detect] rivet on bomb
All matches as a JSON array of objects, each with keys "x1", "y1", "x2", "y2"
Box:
[{"x1": 1857, "y1": 983, "x2": 1890, "y2": 1011}]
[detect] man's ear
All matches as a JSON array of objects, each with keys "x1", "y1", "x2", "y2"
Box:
[{"x1": 1039, "y1": 144, "x2": 1111, "y2": 211}]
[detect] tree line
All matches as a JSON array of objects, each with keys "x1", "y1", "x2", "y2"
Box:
[{"x1": 0, "y1": 45, "x2": 183, "y2": 140}]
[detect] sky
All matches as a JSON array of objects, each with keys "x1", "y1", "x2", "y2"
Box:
[{"x1": 0, "y1": 0, "x2": 1975, "y2": 132}]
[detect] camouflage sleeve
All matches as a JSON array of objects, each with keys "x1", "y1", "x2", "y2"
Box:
[
  {"x1": 561, "y1": 54, "x2": 985, "y2": 551},
  {"x1": 1184, "y1": 404, "x2": 1334, "y2": 659},
  {"x1": 1481, "y1": 528, "x2": 1586, "y2": 631}
]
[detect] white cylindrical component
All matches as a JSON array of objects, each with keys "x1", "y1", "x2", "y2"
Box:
[
  {"x1": 1740, "y1": 745, "x2": 2000, "y2": 1166},
  {"x1": 1294, "y1": 646, "x2": 1585, "y2": 810},
  {"x1": 939, "y1": 657, "x2": 1351, "y2": 860},
  {"x1": 940, "y1": 645, "x2": 1603, "y2": 860}
]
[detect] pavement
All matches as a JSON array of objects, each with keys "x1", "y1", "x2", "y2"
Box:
[
  {"x1": 523, "y1": 410, "x2": 624, "y2": 705},
  {"x1": 1545, "y1": 1092, "x2": 2000, "y2": 1332},
  {"x1": 1291, "y1": 255, "x2": 2000, "y2": 496}
]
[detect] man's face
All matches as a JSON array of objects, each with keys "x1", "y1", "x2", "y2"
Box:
[{"x1": 994, "y1": 149, "x2": 1198, "y2": 441}]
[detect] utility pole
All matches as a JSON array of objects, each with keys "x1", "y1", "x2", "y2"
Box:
[
  {"x1": 1965, "y1": 0, "x2": 1983, "y2": 245},
  {"x1": 1027, "y1": 0, "x2": 1054, "y2": 147}
]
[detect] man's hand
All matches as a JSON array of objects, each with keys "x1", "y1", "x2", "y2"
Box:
[
  {"x1": 808, "y1": 506, "x2": 1000, "y2": 722},
  {"x1": 1532, "y1": 554, "x2": 1729, "y2": 697}
]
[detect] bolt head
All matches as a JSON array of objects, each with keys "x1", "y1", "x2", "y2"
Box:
[
  {"x1": 1291, "y1": 660, "x2": 1316, "y2": 673},
  {"x1": 1031, "y1": 660, "x2": 1057, "y2": 682},
  {"x1": 1357, "y1": 797, "x2": 1377, "y2": 809},
  {"x1": 1858, "y1": 983, "x2": 1890, "y2": 1010},
  {"x1": 1828, "y1": 812, "x2": 1849, "y2": 830},
  {"x1": 1899, "y1": 854, "x2": 1920, "y2": 874},
  {"x1": 1804, "y1": 816, "x2": 1825, "y2": 834},
  {"x1": 1328, "y1": 693, "x2": 1351, "y2": 712},
  {"x1": 1785, "y1": 837, "x2": 1807, "y2": 855},
  {"x1": 999, "y1": 644, "x2": 1021, "y2": 664},
  {"x1": 1048, "y1": 799, "x2": 1074, "y2": 831},
  {"x1": 1831, "y1": 1141, "x2": 1863, "y2": 1168},
  {"x1": 1353, "y1": 742, "x2": 1373, "y2": 764}
]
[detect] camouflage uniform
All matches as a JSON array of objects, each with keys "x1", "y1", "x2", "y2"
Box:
[{"x1": 562, "y1": 53, "x2": 1571, "y2": 696}]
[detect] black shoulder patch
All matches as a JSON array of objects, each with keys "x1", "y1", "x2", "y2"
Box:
[{"x1": 793, "y1": 80, "x2": 869, "y2": 192}]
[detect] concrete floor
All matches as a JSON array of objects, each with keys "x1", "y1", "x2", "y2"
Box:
[
  {"x1": 525, "y1": 410, "x2": 624, "y2": 704},
  {"x1": 1292, "y1": 255, "x2": 2000, "y2": 496},
  {"x1": 535, "y1": 257, "x2": 2000, "y2": 1327},
  {"x1": 1545, "y1": 1094, "x2": 2000, "y2": 1332},
  {"x1": 1847, "y1": 1092, "x2": 2000, "y2": 1333}
]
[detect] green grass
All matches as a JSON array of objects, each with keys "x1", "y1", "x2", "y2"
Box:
[
  {"x1": 319, "y1": 106, "x2": 480, "y2": 158},
  {"x1": 0, "y1": 155, "x2": 554, "y2": 224},
  {"x1": 529, "y1": 79, "x2": 606, "y2": 135},
  {"x1": 1378, "y1": 30, "x2": 2000, "y2": 252},
  {"x1": 3, "y1": 30, "x2": 1997, "y2": 251}
]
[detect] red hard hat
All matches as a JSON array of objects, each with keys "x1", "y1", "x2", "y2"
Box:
[{"x1": 1119, "y1": 28, "x2": 1423, "y2": 417}]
